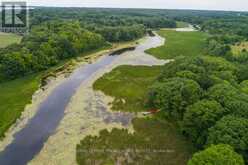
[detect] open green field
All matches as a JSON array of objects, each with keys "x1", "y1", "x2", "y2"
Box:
[
  {"x1": 77, "y1": 118, "x2": 195, "y2": 165},
  {"x1": 0, "y1": 32, "x2": 22, "y2": 48},
  {"x1": 176, "y1": 21, "x2": 189, "y2": 28},
  {"x1": 147, "y1": 30, "x2": 208, "y2": 59},
  {"x1": 93, "y1": 65, "x2": 161, "y2": 112},
  {"x1": 0, "y1": 74, "x2": 41, "y2": 138},
  {"x1": 231, "y1": 41, "x2": 248, "y2": 55}
]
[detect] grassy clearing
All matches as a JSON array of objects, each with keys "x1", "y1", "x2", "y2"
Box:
[
  {"x1": 0, "y1": 32, "x2": 22, "y2": 48},
  {"x1": 0, "y1": 74, "x2": 42, "y2": 138},
  {"x1": 147, "y1": 29, "x2": 208, "y2": 59},
  {"x1": 93, "y1": 65, "x2": 161, "y2": 112},
  {"x1": 231, "y1": 41, "x2": 248, "y2": 55},
  {"x1": 176, "y1": 21, "x2": 189, "y2": 28},
  {"x1": 77, "y1": 117, "x2": 195, "y2": 165}
]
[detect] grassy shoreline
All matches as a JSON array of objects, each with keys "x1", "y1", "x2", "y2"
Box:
[{"x1": 0, "y1": 39, "x2": 139, "y2": 139}]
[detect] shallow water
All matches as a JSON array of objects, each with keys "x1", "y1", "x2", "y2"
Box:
[{"x1": 0, "y1": 34, "x2": 164, "y2": 165}]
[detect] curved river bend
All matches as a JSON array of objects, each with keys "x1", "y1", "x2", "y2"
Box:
[{"x1": 0, "y1": 34, "x2": 165, "y2": 165}]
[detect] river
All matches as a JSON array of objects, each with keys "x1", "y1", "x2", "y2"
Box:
[{"x1": 0, "y1": 33, "x2": 167, "y2": 165}]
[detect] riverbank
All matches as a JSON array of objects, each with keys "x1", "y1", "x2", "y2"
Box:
[
  {"x1": 28, "y1": 33, "x2": 168, "y2": 165},
  {"x1": 0, "y1": 38, "x2": 140, "y2": 153}
]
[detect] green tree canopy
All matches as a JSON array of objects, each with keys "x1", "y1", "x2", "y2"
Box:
[
  {"x1": 207, "y1": 83, "x2": 248, "y2": 112},
  {"x1": 148, "y1": 77, "x2": 202, "y2": 119},
  {"x1": 182, "y1": 100, "x2": 226, "y2": 147},
  {"x1": 188, "y1": 144, "x2": 244, "y2": 165},
  {"x1": 207, "y1": 115, "x2": 248, "y2": 159}
]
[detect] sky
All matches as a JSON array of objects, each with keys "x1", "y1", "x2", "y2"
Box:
[{"x1": 1, "y1": 0, "x2": 248, "y2": 12}]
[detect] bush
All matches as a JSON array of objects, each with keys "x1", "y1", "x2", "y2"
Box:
[
  {"x1": 188, "y1": 144, "x2": 244, "y2": 165},
  {"x1": 148, "y1": 77, "x2": 202, "y2": 119},
  {"x1": 182, "y1": 100, "x2": 226, "y2": 147},
  {"x1": 207, "y1": 83, "x2": 248, "y2": 109},
  {"x1": 207, "y1": 115, "x2": 248, "y2": 160}
]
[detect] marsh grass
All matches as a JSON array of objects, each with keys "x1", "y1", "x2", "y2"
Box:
[
  {"x1": 93, "y1": 65, "x2": 161, "y2": 112},
  {"x1": 77, "y1": 118, "x2": 195, "y2": 165},
  {"x1": 146, "y1": 30, "x2": 208, "y2": 59}
]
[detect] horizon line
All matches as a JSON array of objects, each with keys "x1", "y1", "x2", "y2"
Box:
[{"x1": 26, "y1": 5, "x2": 248, "y2": 13}]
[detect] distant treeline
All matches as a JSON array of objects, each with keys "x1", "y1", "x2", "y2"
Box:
[
  {"x1": 29, "y1": 7, "x2": 177, "y2": 42},
  {"x1": 1, "y1": 7, "x2": 248, "y2": 81},
  {"x1": 0, "y1": 8, "x2": 181, "y2": 80}
]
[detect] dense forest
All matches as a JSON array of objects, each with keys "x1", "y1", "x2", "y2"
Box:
[
  {"x1": 146, "y1": 10, "x2": 248, "y2": 164},
  {"x1": 1, "y1": 7, "x2": 248, "y2": 164},
  {"x1": 2, "y1": 7, "x2": 247, "y2": 80},
  {"x1": 0, "y1": 8, "x2": 180, "y2": 80},
  {"x1": 0, "y1": 21, "x2": 107, "y2": 79}
]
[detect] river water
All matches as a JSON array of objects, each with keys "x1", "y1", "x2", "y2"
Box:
[{"x1": 0, "y1": 33, "x2": 165, "y2": 165}]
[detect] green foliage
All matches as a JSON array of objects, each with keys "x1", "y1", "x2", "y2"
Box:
[
  {"x1": 148, "y1": 78, "x2": 202, "y2": 119},
  {"x1": 30, "y1": 8, "x2": 177, "y2": 43},
  {"x1": 228, "y1": 101, "x2": 248, "y2": 119},
  {"x1": 240, "y1": 80, "x2": 248, "y2": 94},
  {"x1": 207, "y1": 83, "x2": 248, "y2": 110},
  {"x1": 206, "y1": 38, "x2": 231, "y2": 56},
  {"x1": 31, "y1": 8, "x2": 177, "y2": 29},
  {"x1": 90, "y1": 25, "x2": 146, "y2": 42},
  {"x1": 207, "y1": 116, "x2": 248, "y2": 159},
  {"x1": 201, "y1": 18, "x2": 248, "y2": 39},
  {"x1": 159, "y1": 56, "x2": 237, "y2": 90},
  {"x1": 188, "y1": 144, "x2": 245, "y2": 165},
  {"x1": 182, "y1": 100, "x2": 226, "y2": 147},
  {"x1": 0, "y1": 21, "x2": 107, "y2": 79}
]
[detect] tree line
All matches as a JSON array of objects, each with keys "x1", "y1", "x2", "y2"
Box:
[{"x1": 30, "y1": 8, "x2": 176, "y2": 42}]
